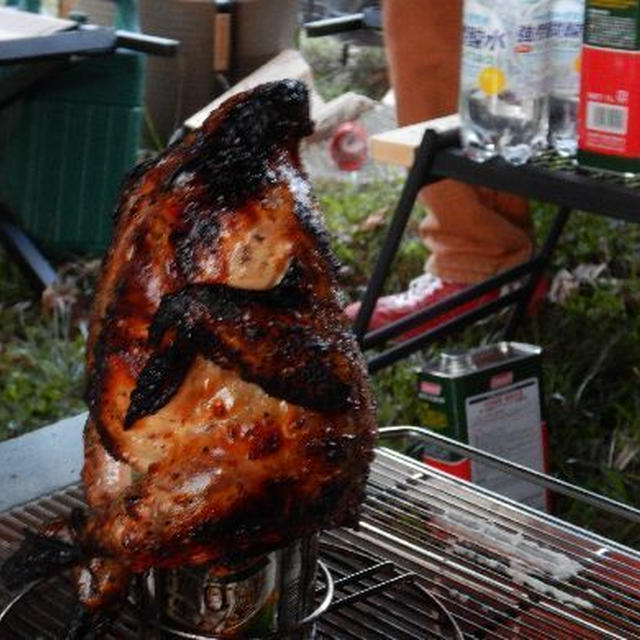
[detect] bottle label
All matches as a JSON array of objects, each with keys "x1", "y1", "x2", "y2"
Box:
[
  {"x1": 460, "y1": 1, "x2": 509, "y2": 97},
  {"x1": 459, "y1": 0, "x2": 551, "y2": 162},
  {"x1": 549, "y1": 0, "x2": 584, "y2": 96},
  {"x1": 511, "y1": 1, "x2": 552, "y2": 98},
  {"x1": 461, "y1": 0, "x2": 551, "y2": 98}
]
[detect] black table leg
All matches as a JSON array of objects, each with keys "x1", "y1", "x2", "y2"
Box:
[
  {"x1": 502, "y1": 205, "x2": 571, "y2": 340},
  {"x1": 352, "y1": 128, "x2": 446, "y2": 343}
]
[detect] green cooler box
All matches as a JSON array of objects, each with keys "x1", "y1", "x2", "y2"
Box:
[{"x1": 0, "y1": 1, "x2": 143, "y2": 257}]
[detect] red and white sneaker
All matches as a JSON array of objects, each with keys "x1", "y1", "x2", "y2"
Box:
[{"x1": 345, "y1": 273, "x2": 498, "y2": 340}]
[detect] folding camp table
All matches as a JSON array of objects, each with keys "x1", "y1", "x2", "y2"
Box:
[{"x1": 358, "y1": 115, "x2": 640, "y2": 373}]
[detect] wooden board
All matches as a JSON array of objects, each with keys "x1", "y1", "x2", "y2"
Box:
[{"x1": 369, "y1": 113, "x2": 460, "y2": 167}]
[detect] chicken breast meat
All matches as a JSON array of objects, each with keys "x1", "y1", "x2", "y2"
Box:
[{"x1": 2, "y1": 80, "x2": 376, "y2": 618}]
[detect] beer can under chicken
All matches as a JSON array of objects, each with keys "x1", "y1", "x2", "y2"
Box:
[{"x1": 141, "y1": 535, "x2": 319, "y2": 639}]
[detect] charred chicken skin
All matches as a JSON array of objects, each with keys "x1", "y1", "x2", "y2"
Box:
[{"x1": 2, "y1": 80, "x2": 376, "y2": 626}]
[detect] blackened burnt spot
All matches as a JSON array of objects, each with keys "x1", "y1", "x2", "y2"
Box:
[
  {"x1": 191, "y1": 476, "x2": 296, "y2": 547},
  {"x1": 305, "y1": 433, "x2": 353, "y2": 464},
  {"x1": 248, "y1": 429, "x2": 282, "y2": 460},
  {"x1": 183, "y1": 287, "x2": 352, "y2": 412},
  {"x1": 293, "y1": 198, "x2": 340, "y2": 279},
  {"x1": 124, "y1": 341, "x2": 195, "y2": 429},
  {"x1": 311, "y1": 476, "x2": 352, "y2": 523},
  {"x1": 124, "y1": 493, "x2": 141, "y2": 519},
  {"x1": 151, "y1": 262, "x2": 309, "y2": 342},
  {"x1": 165, "y1": 81, "x2": 313, "y2": 209},
  {"x1": 236, "y1": 331, "x2": 351, "y2": 413},
  {"x1": 267, "y1": 260, "x2": 309, "y2": 305},
  {"x1": 244, "y1": 324, "x2": 268, "y2": 341},
  {"x1": 170, "y1": 206, "x2": 220, "y2": 279}
]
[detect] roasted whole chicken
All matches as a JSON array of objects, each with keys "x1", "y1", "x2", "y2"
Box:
[{"x1": 2, "y1": 80, "x2": 376, "y2": 633}]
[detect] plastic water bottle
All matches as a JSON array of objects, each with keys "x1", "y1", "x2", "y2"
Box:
[
  {"x1": 548, "y1": 0, "x2": 584, "y2": 157},
  {"x1": 460, "y1": 0, "x2": 550, "y2": 165}
]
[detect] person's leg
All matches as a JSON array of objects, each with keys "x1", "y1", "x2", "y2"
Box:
[
  {"x1": 421, "y1": 185, "x2": 532, "y2": 283},
  {"x1": 384, "y1": 0, "x2": 533, "y2": 284}
]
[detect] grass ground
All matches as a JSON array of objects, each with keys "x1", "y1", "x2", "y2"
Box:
[{"x1": 0, "y1": 258, "x2": 93, "y2": 439}]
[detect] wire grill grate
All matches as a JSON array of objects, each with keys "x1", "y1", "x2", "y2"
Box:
[
  {"x1": 0, "y1": 448, "x2": 638, "y2": 639},
  {"x1": 363, "y1": 448, "x2": 640, "y2": 639}
]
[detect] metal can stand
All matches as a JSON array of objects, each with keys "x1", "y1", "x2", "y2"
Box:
[{"x1": 139, "y1": 535, "x2": 330, "y2": 639}]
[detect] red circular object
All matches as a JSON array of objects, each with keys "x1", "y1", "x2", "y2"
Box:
[{"x1": 329, "y1": 121, "x2": 368, "y2": 172}]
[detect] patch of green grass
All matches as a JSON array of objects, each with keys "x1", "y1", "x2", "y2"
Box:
[
  {"x1": 0, "y1": 313, "x2": 85, "y2": 439},
  {"x1": 316, "y1": 178, "x2": 426, "y2": 302},
  {"x1": 0, "y1": 250, "x2": 89, "y2": 438}
]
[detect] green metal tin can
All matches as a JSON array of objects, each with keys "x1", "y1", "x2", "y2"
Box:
[{"x1": 417, "y1": 342, "x2": 547, "y2": 510}]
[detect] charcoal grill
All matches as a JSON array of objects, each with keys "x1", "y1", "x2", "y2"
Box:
[{"x1": 0, "y1": 422, "x2": 638, "y2": 639}]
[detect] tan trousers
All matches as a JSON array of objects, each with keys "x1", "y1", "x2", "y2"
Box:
[{"x1": 384, "y1": 0, "x2": 533, "y2": 284}]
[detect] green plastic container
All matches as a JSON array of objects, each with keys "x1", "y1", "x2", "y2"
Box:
[{"x1": 0, "y1": 1, "x2": 144, "y2": 257}]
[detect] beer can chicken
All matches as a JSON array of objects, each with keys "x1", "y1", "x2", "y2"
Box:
[{"x1": 2, "y1": 80, "x2": 377, "y2": 635}]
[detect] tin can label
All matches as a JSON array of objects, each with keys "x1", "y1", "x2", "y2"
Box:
[
  {"x1": 157, "y1": 555, "x2": 280, "y2": 636},
  {"x1": 465, "y1": 378, "x2": 546, "y2": 509}
]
